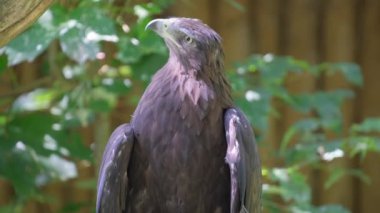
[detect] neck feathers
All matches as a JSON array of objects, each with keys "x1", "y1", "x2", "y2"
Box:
[{"x1": 164, "y1": 51, "x2": 232, "y2": 108}]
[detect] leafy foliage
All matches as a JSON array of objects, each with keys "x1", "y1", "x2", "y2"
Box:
[
  {"x1": 229, "y1": 54, "x2": 378, "y2": 212},
  {"x1": 0, "y1": 0, "x2": 378, "y2": 212},
  {"x1": 0, "y1": 0, "x2": 171, "y2": 211}
]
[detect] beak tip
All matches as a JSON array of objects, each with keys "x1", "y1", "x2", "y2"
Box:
[{"x1": 145, "y1": 19, "x2": 159, "y2": 31}]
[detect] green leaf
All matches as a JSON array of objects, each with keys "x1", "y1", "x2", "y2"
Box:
[
  {"x1": 11, "y1": 88, "x2": 59, "y2": 112},
  {"x1": 38, "y1": 154, "x2": 77, "y2": 182},
  {"x1": 61, "y1": 202, "x2": 92, "y2": 213},
  {"x1": 235, "y1": 89, "x2": 272, "y2": 134},
  {"x1": 88, "y1": 87, "x2": 117, "y2": 112},
  {"x1": 5, "y1": 23, "x2": 56, "y2": 65},
  {"x1": 117, "y1": 32, "x2": 167, "y2": 64},
  {"x1": 351, "y1": 118, "x2": 380, "y2": 133},
  {"x1": 0, "y1": 141, "x2": 77, "y2": 199},
  {"x1": 59, "y1": 22, "x2": 100, "y2": 64},
  {"x1": 224, "y1": 0, "x2": 245, "y2": 12},
  {"x1": 101, "y1": 78, "x2": 132, "y2": 95},
  {"x1": 117, "y1": 37, "x2": 145, "y2": 63},
  {"x1": 348, "y1": 169, "x2": 370, "y2": 184},
  {"x1": 314, "y1": 204, "x2": 350, "y2": 213},
  {"x1": 58, "y1": 7, "x2": 118, "y2": 64},
  {"x1": 281, "y1": 126, "x2": 298, "y2": 153},
  {"x1": 131, "y1": 54, "x2": 168, "y2": 81},
  {"x1": 0, "y1": 54, "x2": 7, "y2": 74},
  {"x1": 0, "y1": 142, "x2": 39, "y2": 198},
  {"x1": 333, "y1": 63, "x2": 363, "y2": 86},
  {"x1": 0, "y1": 203, "x2": 22, "y2": 213},
  {"x1": 324, "y1": 168, "x2": 345, "y2": 189},
  {"x1": 269, "y1": 168, "x2": 311, "y2": 204},
  {"x1": 6, "y1": 113, "x2": 58, "y2": 154},
  {"x1": 134, "y1": 4, "x2": 163, "y2": 20},
  {"x1": 70, "y1": 7, "x2": 118, "y2": 41},
  {"x1": 0, "y1": 115, "x2": 6, "y2": 126},
  {"x1": 348, "y1": 136, "x2": 380, "y2": 159}
]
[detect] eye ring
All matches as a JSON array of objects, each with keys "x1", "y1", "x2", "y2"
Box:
[{"x1": 185, "y1": 36, "x2": 192, "y2": 43}]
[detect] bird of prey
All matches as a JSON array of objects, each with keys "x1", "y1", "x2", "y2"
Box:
[{"x1": 96, "y1": 17, "x2": 261, "y2": 213}]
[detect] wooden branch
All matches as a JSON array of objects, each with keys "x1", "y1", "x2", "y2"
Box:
[
  {"x1": 0, "y1": 0, "x2": 53, "y2": 47},
  {"x1": 0, "y1": 76, "x2": 52, "y2": 98}
]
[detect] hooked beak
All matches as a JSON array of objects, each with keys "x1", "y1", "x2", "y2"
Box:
[
  {"x1": 145, "y1": 18, "x2": 181, "y2": 48},
  {"x1": 146, "y1": 19, "x2": 163, "y2": 31},
  {"x1": 145, "y1": 19, "x2": 168, "y2": 36}
]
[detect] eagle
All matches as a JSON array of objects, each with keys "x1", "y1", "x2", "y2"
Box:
[{"x1": 96, "y1": 17, "x2": 261, "y2": 213}]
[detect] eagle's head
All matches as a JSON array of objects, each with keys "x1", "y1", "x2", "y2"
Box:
[{"x1": 146, "y1": 17, "x2": 224, "y2": 71}]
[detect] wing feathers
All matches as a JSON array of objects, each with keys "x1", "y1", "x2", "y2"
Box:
[
  {"x1": 224, "y1": 108, "x2": 262, "y2": 213},
  {"x1": 96, "y1": 123, "x2": 135, "y2": 213}
]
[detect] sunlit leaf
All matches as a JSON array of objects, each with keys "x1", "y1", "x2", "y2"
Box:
[
  {"x1": 11, "y1": 89, "x2": 59, "y2": 112},
  {"x1": 58, "y1": 6, "x2": 118, "y2": 64},
  {"x1": 59, "y1": 21, "x2": 100, "y2": 64},
  {"x1": 62, "y1": 65, "x2": 85, "y2": 79},
  {"x1": 348, "y1": 136, "x2": 380, "y2": 159},
  {"x1": 351, "y1": 118, "x2": 380, "y2": 133},
  {"x1": 134, "y1": 3, "x2": 163, "y2": 21},
  {"x1": 269, "y1": 168, "x2": 311, "y2": 204},
  {"x1": 117, "y1": 33, "x2": 167, "y2": 64},
  {"x1": 0, "y1": 115, "x2": 6, "y2": 126},
  {"x1": 5, "y1": 24, "x2": 57, "y2": 65},
  {"x1": 38, "y1": 154, "x2": 77, "y2": 183},
  {"x1": 70, "y1": 7, "x2": 118, "y2": 42},
  {"x1": 117, "y1": 37, "x2": 145, "y2": 63},
  {"x1": 7, "y1": 113, "x2": 57, "y2": 154}
]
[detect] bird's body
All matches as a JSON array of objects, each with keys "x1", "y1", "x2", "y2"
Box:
[
  {"x1": 129, "y1": 53, "x2": 232, "y2": 212},
  {"x1": 97, "y1": 17, "x2": 261, "y2": 213}
]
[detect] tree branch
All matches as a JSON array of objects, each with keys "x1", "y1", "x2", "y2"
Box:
[{"x1": 0, "y1": 76, "x2": 52, "y2": 98}]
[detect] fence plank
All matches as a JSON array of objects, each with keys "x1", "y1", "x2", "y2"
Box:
[
  {"x1": 357, "y1": 1, "x2": 380, "y2": 212},
  {"x1": 249, "y1": 0, "x2": 280, "y2": 53},
  {"x1": 319, "y1": 0, "x2": 356, "y2": 209},
  {"x1": 282, "y1": 0, "x2": 321, "y2": 205}
]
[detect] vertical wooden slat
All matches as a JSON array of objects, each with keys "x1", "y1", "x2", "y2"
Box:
[
  {"x1": 320, "y1": 0, "x2": 356, "y2": 210},
  {"x1": 282, "y1": 0, "x2": 320, "y2": 140},
  {"x1": 208, "y1": 0, "x2": 251, "y2": 64},
  {"x1": 246, "y1": 0, "x2": 282, "y2": 170},
  {"x1": 169, "y1": 0, "x2": 211, "y2": 23},
  {"x1": 282, "y1": 0, "x2": 321, "y2": 205},
  {"x1": 357, "y1": 0, "x2": 380, "y2": 213},
  {"x1": 249, "y1": 0, "x2": 280, "y2": 53}
]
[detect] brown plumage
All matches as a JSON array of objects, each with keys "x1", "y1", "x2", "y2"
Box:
[{"x1": 97, "y1": 17, "x2": 261, "y2": 213}]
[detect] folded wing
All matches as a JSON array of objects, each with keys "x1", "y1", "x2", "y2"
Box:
[
  {"x1": 96, "y1": 124, "x2": 135, "y2": 213},
  {"x1": 224, "y1": 108, "x2": 262, "y2": 213}
]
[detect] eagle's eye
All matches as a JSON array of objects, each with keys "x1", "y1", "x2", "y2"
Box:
[{"x1": 185, "y1": 36, "x2": 192, "y2": 44}]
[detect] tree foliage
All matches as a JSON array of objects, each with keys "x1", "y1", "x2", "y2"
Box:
[{"x1": 0, "y1": 0, "x2": 379, "y2": 212}]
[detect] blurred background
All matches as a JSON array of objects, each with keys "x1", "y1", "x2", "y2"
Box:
[{"x1": 0, "y1": 0, "x2": 379, "y2": 212}]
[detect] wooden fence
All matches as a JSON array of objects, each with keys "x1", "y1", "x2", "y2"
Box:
[
  {"x1": 171, "y1": 0, "x2": 380, "y2": 212},
  {"x1": 0, "y1": 0, "x2": 379, "y2": 212}
]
